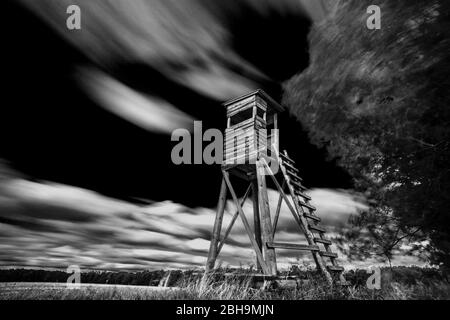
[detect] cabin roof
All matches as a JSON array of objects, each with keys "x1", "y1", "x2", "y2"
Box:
[{"x1": 223, "y1": 89, "x2": 284, "y2": 112}]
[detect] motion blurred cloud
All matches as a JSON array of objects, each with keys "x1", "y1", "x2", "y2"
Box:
[
  {"x1": 0, "y1": 160, "x2": 377, "y2": 271},
  {"x1": 19, "y1": 0, "x2": 262, "y2": 100},
  {"x1": 79, "y1": 68, "x2": 194, "y2": 134},
  {"x1": 0, "y1": 165, "x2": 419, "y2": 270},
  {"x1": 18, "y1": 0, "x2": 333, "y2": 102},
  {"x1": 308, "y1": 188, "x2": 369, "y2": 227}
]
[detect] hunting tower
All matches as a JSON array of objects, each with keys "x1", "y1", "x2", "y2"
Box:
[
  {"x1": 205, "y1": 89, "x2": 347, "y2": 285},
  {"x1": 223, "y1": 89, "x2": 282, "y2": 171}
]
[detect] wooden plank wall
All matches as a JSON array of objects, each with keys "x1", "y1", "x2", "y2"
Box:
[
  {"x1": 226, "y1": 96, "x2": 255, "y2": 117},
  {"x1": 224, "y1": 93, "x2": 272, "y2": 165},
  {"x1": 224, "y1": 126, "x2": 267, "y2": 165}
]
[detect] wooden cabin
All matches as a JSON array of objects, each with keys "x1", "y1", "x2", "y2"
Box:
[{"x1": 223, "y1": 89, "x2": 284, "y2": 177}]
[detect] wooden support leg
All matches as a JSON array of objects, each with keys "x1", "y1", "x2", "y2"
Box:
[
  {"x1": 216, "y1": 184, "x2": 252, "y2": 257},
  {"x1": 223, "y1": 171, "x2": 270, "y2": 274},
  {"x1": 205, "y1": 177, "x2": 227, "y2": 273},
  {"x1": 256, "y1": 160, "x2": 277, "y2": 276},
  {"x1": 251, "y1": 180, "x2": 263, "y2": 271},
  {"x1": 272, "y1": 180, "x2": 286, "y2": 238},
  {"x1": 261, "y1": 157, "x2": 333, "y2": 284}
]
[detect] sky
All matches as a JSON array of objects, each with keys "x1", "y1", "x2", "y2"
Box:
[
  {"x1": 0, "y1": 0, "x2": 424, "y2": 271},
  {"x1": 0, "y1": 167, "x2": 372, "y2": 270}
]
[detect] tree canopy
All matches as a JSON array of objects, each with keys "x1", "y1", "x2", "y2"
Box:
[{"x1": 283, "y1": 0, "x2": 450, "y2": 266}]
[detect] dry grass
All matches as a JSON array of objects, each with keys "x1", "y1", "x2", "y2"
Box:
[
  {"x1": 1, "y1": 267, "x2": 449, "y2": 300},
  {"x1": 0, "y1": 283, "x2": 186, "y2": 300}
]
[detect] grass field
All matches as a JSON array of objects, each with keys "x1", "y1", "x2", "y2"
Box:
[
  {"x1": 1, "y1": 267, "x2": 449, "y2": 300},
  {"x1": 0, "y1": 282, "x2": 183, "y2": 300}
]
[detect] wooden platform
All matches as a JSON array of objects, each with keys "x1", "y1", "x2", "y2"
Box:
[{"x1": 222, "y1": 155, "x2": 278, "y2": 181}]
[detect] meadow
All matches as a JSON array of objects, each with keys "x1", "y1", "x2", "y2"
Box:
[{"x1": 0, "y1": 266, "x2": 449, "y2": 300}]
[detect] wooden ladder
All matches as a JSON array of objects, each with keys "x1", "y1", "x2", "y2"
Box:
[{"x1": 273, "y1": 150, "x2": 348, "y2": 285}]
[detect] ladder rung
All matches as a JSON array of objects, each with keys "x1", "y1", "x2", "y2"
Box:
[
  {"x1": 327, "y1": 265, "x2": 344, "y2": 272},
  {"x1": 267, "y1": 242, "x2": 319, "y2": 251},
  {"x1": 282, "y1": 160, "x2": 299, "y2": 173},
  {"x1": 309, "y1": 225, "x2": 326, "y2": 233},
  {"x1": 280, "y1": 152, "x2": 295, "y2": 164},
  {"x1": 314, "y1": 238, "x2": 332, "y2": 245},
  {"x1": 294, "y1": 190, "x2": 311, "y2": 200},
  {"x1": 287, "y1": 171, "x2": 303, "y2": 182},
  {"x1": 224, "y1": 273, "x2": 278, "y2": 280},
  {"x1": 320, "y1": 251, "x2": 338, "y2": 258},
  {"x1": 298, "y1": 201, "x2": 316, "y2": 211},
  {"x1": 287, "y1": 172, "x2": 302, "y2": 182},
  {"x1": 290, "y1": 179, "x2": 306, "y2": 190},
  {"x1": 304, "y1": 214, "x2": 321, "y2": 222}
]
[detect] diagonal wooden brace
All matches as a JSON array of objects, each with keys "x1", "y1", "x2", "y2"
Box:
[
  {"x1": 223, "y1": 171, "x2": 270, "y2": 274},
  {"x1": 216, "y1": 184, "x2": 252, "y2": 256}
]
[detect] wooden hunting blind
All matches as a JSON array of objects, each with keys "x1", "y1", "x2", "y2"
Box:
[
  {"x1": 223, "y1": 89, "x2": 282, "y2": 172},
  {"x1": 205, "y1": 89, "x2": 347, "y2": 285}
]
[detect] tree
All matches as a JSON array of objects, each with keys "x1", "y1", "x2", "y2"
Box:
[
  {"x1": 283, "y1": 0, "x2": 450, "y2": 266},
  {"x1": 335, "y1": 207, "x2": 425, "y2": 267}
]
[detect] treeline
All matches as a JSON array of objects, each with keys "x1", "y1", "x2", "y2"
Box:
[
  {"x1": 343, "y1": 266, "x2": 448, "y2": 287},
  {"x1": 0, "y1": 266, "x2": 447, "y2": 287},
  {"x1": 0, "y1": 268, "x2": 198, "y2": 286}
]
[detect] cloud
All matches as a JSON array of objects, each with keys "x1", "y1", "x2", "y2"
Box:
[
  {"x1": 308, "y1": 188, "x2": 369, "y2": 227},
  {"x1": 13, "y1": 0, "x2": 337, "y2": 140},
  {"x1": 0, "y1": 164, "x2": 253, "y2": 269},
  {"x1": 78, "y1": 68, "x2": 194, "y2": 133},
  {"x1": 264, "y1": 188, "x2": 368, "y2": 233},
  {"x1": 18, "y1": 0, "x2": 334, "y2": 102},
  {"x1": 298, "y1": 0, "x2": 331, "y2": 22},
  {"x1": 19, "y1": 0, "x2": 264, "y2": 100},
  {"x1": 0, "y1": 159, "x2": 422, "y2": 270},
  {"x1": 0, "y1": 178, "x2": 135, "y2": 220}
]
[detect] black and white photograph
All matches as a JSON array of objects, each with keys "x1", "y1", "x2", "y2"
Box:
[{"x1": 1, "y1": 0, "x2": 450, "y2": 306}]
